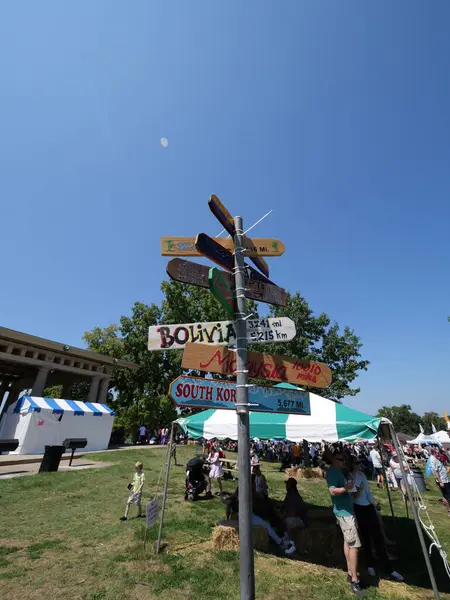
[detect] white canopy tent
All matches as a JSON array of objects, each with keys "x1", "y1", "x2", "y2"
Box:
[
  {"x1": 0, "y1": 396, "x2": 115, "y2": 454},
  {"x1": 407, "y1": 431, "x2": 450, "y2": 446}
]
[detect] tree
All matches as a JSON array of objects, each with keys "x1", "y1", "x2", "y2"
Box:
[
  {"x1": 43, "y1": 385, "x2": 63, "y2": 398},
  {"x1": 83, "y1": 282, "x2": 369, "y2": 435},
  {"x1": 259, "y1": 292, "x2": 369, "y2": 401},
  {"x1": 421, "y1": 411, "x2": 447, "y2": 434},
  {"x1": 376, "y1": 404, "x2": 422, "y2": 436}
]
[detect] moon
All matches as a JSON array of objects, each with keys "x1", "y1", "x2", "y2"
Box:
[{"x1": 160, "y1": 137, "x2": 169, "y2": 148}]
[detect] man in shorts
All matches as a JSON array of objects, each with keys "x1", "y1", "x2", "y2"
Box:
[{"x1": 327, "y1": 450, "x2": 364, "y2": 598}]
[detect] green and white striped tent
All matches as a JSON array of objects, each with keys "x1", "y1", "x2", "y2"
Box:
[{"x1": 176, "y1": 384, "x2": 381, "y2": 443}]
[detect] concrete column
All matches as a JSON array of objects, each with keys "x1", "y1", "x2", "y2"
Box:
[
  {"x1": 31, "y1": 367, "x2": 50, "y2": 396},
  {"x1": 97, "y1": 377, "x2": 110, "y2": 405},
  {"x1": 88, "y1": 375, "x2": 101, "y2": 404},
  {"x1": 0, "y1": 380, "x2": 12, "y2": 403}
]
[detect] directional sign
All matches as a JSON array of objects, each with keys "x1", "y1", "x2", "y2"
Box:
[
  {"x1": 195, "y1": 233, "x2": 236, "y2": 272},
  {"x1": 209, "y1": 267, "x2": 235, "y2": 317},
  {"x1": 208, "y1": 194, "x2": 270, "y2": 277},
  {"x1": 160, "y1": 236, "x2": 284, "y2": 257},
  {"x1": 167, "y1": 258, "x2": 286, "y2": 303},
  {"x1": 181, "y1": 342, "x2": 332, "y2": 389},
  {"x1": 169, "y1": 376, "x2": 311, "y2": 415},
  {"x1": 148, "y1": 317, "x2": 296, "y2": 350}
]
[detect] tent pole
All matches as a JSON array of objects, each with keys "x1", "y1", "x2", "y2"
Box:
[
  {"x1": 156, "y1": 423, "x2": 174, "y2": 554},
  {"x1": 377, "y1": 434, "x2": 395, "y2": 521},
  {"x1": 390, "y1": 424, "x2": 440, "y2": 600}
]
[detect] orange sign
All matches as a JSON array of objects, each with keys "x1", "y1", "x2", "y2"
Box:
[{"x1": 181, "y1": 343, "x2": 332, "y2": 389}]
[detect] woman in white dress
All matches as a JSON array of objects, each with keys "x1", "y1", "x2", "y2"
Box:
[{"x1": 207, "y1": 443, "x2": 224, "y2": 495}]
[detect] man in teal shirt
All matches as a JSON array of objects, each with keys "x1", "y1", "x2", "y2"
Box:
[{"x1": 327, "y1": 450, "x2": 364, "y2": 598}]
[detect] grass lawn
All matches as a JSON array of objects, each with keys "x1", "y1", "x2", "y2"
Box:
[{"x1": 1, "y1": 445, "x2": 450, "y2": 600}]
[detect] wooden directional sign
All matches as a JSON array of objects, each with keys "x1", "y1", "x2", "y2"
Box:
[
  {"x1": 194, "y1": 233, "x2": 235, "y2": 272},
  {"x1": 166, "y1": 259, "x2": 286, "y2": 306},
  {"x1": 181, "y1": 342, "x2": 332, "y2": 389},
  {"x1": 208, "y1": 194, "x2": 271, "y2": 277},
  {"x1": 209, "y1": 267, "x2": 235, "y2": 318},
  {"x1": 160, "y1": 236, "x2": 284, "y2": 258},
  {"x1": 169, "y1": 375, "x2": 311, "y2": 415},
  {"x1": 148, "y1": 317, "x2": 296, "y2": 350}
]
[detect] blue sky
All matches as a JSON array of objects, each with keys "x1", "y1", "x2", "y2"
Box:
[{"x1": 2, "y1": 2, "x2": 450, "y2": 417}]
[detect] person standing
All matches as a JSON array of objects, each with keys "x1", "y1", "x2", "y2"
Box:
[
  {"x1": 370, "y1": 444, "x2": 384, "y2": 489},
  {"x1": 138, "y1": 424, "x2": 147, "y2": 445},
  {"x1": 327, "y1": 450, "x2": 365, "y2": 597},
  {"x1": 120, "y1": 461, "x2": 145, "y2": 520},
  {"x1": 351, "y1": 459, "x2": 404, "y2": 581},
  {"x1": 207, "y1": 443, "x2": 224, "y2": 495},
  {"x1": 429, "y1": 448, "x2": 450, "y2": 516}
]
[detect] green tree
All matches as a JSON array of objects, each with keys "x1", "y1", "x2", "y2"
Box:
[
  {"x1": 376, "y1": 404, "x2": 422, "y2": 436},
  {"x1": 259, "y1": 292, "x2": 369, "y2": 401},
  {"x1": 83, "y1": 282, "x2": 369, "y2": 435},
  {"x1": 421, "y1": 411, "x2": 447, "y2": 434},
  {"x1": 43, "y1": 385, "x2": 63, "y2": 398}
]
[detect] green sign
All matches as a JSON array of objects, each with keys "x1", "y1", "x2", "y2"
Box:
[{"x1": 208, "y1": 267, "x2": 235, "y2": 318}]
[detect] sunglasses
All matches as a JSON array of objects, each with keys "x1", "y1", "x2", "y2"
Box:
[{"x1": 335, "y1": 457, "x2": 345, "y2": 462}]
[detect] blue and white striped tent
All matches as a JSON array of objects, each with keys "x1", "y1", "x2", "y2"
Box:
[
  {"x1": 0, "y1": 396, "x2": 115, "y2": 455},
  {"x1": 13, "y1": 396, "x2": 115, "y2": 417}
]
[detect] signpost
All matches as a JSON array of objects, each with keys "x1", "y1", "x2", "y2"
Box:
[
  {"x1": 208, "y1": 194, "x2": 271, "y2": 278},
  {"x1": 166, "y1": 258, "x2": 286, "y2": 306},
  {"x1": 148, "y1": 317, "x2": 296, "y2": 350},
  {"x1": 208, "y1": 267, "x2": 235, "y2": 317},
  {"x1": 161, "y1": 236, "x2": 285, "y2": 257},
  {"x1": 159, "y1": 194, "x2": 331, "y2": 600},
  {"x1": 169, "y1": 375, "x2": 311, "y2": 414},
  {"x1": 181, "y1": 342, "x2": 332, "y2": 389}
]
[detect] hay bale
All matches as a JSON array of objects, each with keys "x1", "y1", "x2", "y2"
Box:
[
  {"x1": 308, "y1": 506, "x2": 335, "y2": 522},
  {"x1": 311, "y1": 467, "x2": 325, "y2": 479},
  {"x1": 291, "y1": 521, "x2": 341, "y2": 560},
  {"x1": 212, "y1": 525, "x2": 240, "y2": 550},
  {"x1": 212, "y1": 521, "x2": 269, "y2": 552}
]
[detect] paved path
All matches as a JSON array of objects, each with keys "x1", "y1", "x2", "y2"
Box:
[
  {"x1": 0, "y1": 443, "x2": 168, "y2": 467},
  {"x1": 0, "y1": 458, "x2": 114, "y2": 479}
]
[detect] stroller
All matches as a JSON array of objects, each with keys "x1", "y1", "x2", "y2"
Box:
[{"x1": 184, "y1": 456, "x2": 208, "y2": 501}]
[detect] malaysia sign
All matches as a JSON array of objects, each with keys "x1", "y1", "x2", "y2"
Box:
[
  {"x1": 181, "y1": 342, "x2": 332, "y2": 389},
  {"x1": 166, "y1": 258, "x2": 286, "y2": 306},
  {"x1": 148, "y1": 318, "x2": 296, "y2": 351},
  {"x1": 169, "y1": 376, "x2": 311, "y2": 415}
]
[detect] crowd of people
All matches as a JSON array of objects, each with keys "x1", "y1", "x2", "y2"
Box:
[{"x1": 123, "y1": 430, "x2": 450, "y2": 597}]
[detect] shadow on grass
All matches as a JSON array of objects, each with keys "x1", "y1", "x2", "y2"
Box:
[{"x1": 258, "y1": 503, "x2": 450, "y2": 596}]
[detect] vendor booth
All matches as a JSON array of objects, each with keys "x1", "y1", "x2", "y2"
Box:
[{"x1": 0, "y1": 396, "x2": 115, "y2": 454}]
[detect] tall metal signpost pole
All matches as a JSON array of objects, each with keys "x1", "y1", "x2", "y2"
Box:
[{"x1": 233, "y1": 216, "x2": 255, "y2": 600}]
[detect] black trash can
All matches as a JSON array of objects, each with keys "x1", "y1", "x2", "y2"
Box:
[
  {"x1": 411, "y1": 467, "x2": 426, "y2": 493},
  {"x1": 39, "y1": 445, "x2": 65, "y2": 473}
]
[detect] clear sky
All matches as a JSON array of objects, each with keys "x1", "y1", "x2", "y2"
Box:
[{"x1": 2, "y1": 2, "x2": 450, "y2": 416}]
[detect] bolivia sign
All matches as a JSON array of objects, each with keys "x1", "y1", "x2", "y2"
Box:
[
  {"x1": 148, "y1": 317, "x2": 296, "y2": 350},
  {"x1": 181, "y1": 342, "x2": 332, "y2": 389},
  {"x1": 169, "y1": 376, "x2": 311, "y2": 415},
  {"x1": 166, "y1": 258, "x2": 286, "y2": 306}
]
